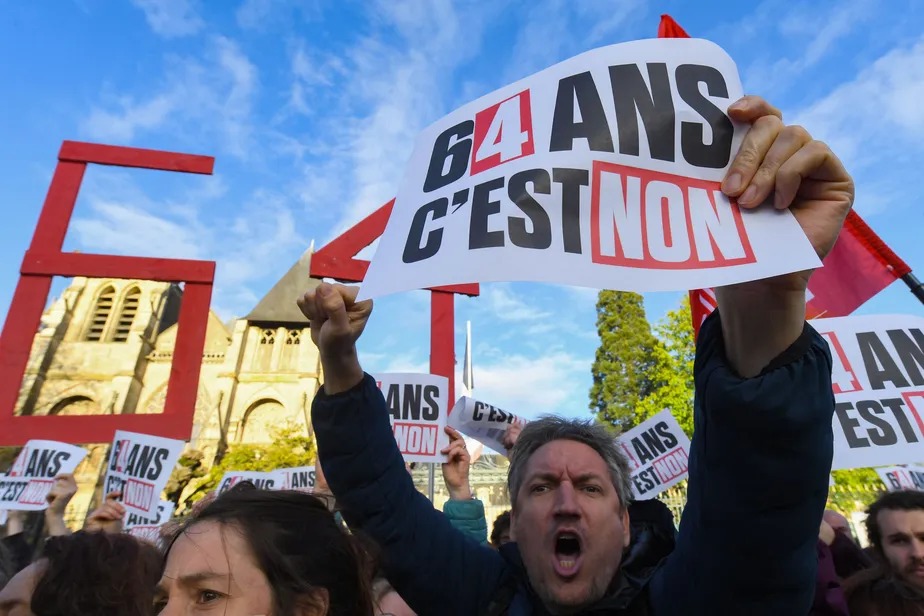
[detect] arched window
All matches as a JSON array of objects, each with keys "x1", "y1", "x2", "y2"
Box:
[
  {"x1": 111, "y1": 287, "x2": 141, "y2": 342},
  {"x1": 238, "y1": 399, "x2": 285, "y2": 444},
  {"x1": 85, "y1": 287, "x2": 115, "y2": 341},
  {"x1": 49, "y1": 396, "x2": 100, "y2": 416},
  {"x1": 253, "y1": 328, "x2": 276, "y2": 371},
  {"x1": 281, "y1": 329, "x2": 301, "y2": 368}
]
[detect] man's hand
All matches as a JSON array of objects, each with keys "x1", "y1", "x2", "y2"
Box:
[
  {"x1": 441, "y1": 427, "x2": 473, "y2": 501},
  {"x1": 44, "y1": 473, "x2": 78, "y2": 536},
  {"x1": 716, "y1": 95, "x2": 854, "y2": 377},
  {"x1": 297, "y1": 282, "x2": 372, "y2": 394},
  {"x1": 502, "y1": 423, "x2": 523, "y2": 452},
  {"x1": 46, "y1": 473, "x2": 77, "y2": 515},
  {"x1": 819, "y1": 520, "x2": 836, "y2": 546},
  {"x1": 84, "y1": 491, "x2": 125, "y2": 534}
]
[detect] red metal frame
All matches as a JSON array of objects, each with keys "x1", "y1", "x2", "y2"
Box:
[
  {"x1": 0, "y1": 141, "x2": 216, "y2": 445},
  {"x1": 310, "y1": 200, "x2": 479, "y2": 402}
]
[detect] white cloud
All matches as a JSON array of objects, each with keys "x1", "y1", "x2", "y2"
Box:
[
  {"x1": 482, "y1": 285, "x2": 551, "y2": 322},
  {"x1": 131, "y1": 0, "x2": 204, "y2": 38},
  {"x1": 81, "y1": 36, "x2": 258, "y2": 158},
  {"x1": 792, "y1": 37, "x2": 924, "y2": 172},
  {"x1": 460, "y1": 350, "x2": 590, "y2": 419}
]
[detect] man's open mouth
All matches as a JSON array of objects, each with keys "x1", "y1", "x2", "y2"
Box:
[{"x1": 553, "y1": 531, "x2": 582, "y2": 576}]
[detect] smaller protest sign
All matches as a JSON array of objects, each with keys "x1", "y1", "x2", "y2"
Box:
[
  {"x1": 815, "y1": 314, "x2": 924, "y2": 470},
  {"x1": 103, "y1": 431, "x2": 184, "y2": 517},
  {"x1": 124, "y1": 500, "x2": 175, "y2": 545},
  {"x1": 217, "y1": 470, "x2": 285, "y2": 494},
  {"x1": 448, "y1": 397, "x2": 528, "y2": 456},
  {"x1": 0, "y1": 440, "x2": 87, "y2": 511},
  {"x1": 374, "y1": 373, "x2": 451, "y2": 463},
  {"x1": 876, "y1": 465, "x2": 924, "y2": 492},
  {"x1": 279, "y1": 466, "x2": 316, "y2": 492},
  {"x1": 616, "y1": 410, "x2": 691, "y2": 500}
]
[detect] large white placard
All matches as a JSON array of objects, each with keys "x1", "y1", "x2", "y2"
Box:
[
  {"x1": 814, "y1": 315, "x2": 924, "y2": 470},
  {"x1": 359, "y1": 38, "x2": 819, "y2": 299},
  {"x1": 374, "y1": 373, "x2": 450, "y2": 463},
  {"x1": 103, "y1": 430, "x2": 184, "y2": 517},
  {"x1": 616, "y1": 409, "x2": 691, "y2": 500},
  {"x1": 0, "y1": 441, "x2": 87, "y2": 511},
  {"x1": 448, "y1": 396, "x2": 527, "y2": 456},
  {"x1": 876, "y1": 466, "x2": 924, "y2": 492}
]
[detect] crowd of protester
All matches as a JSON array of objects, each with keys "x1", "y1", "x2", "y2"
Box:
[{"x1": 1, "y1": 94, "x2": 923, "y2": 615}]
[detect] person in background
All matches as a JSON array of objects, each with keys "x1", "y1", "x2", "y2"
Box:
[
  {"x1": 842, "y1": 490, "x2": 924, "y2": 614},
  {"x1": 2, "y1": 473, "x2": 78, "y2": 576},
  {"x1": 156, "y1": 484, "x2": 375, "y2": 616},
  {"x1": 820, "y1": 510, "x2": 874, "y2": 579},
  {"x1": 82, "y1": 490, "x2": 125, "y2": 535},
  {"x1": 490, "y1": 511, "x2": 512, "y2": 549},
  {"x1": 441, "y1": 426, "x2": 487, "y2": 544},
  {"x1": 0, "y1": 530, "x2": 161, "y2": 616}
]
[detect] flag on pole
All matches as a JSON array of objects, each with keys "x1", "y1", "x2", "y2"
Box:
[{"x1": 657, "y1": 15, "x2": 912, "y2": 336}]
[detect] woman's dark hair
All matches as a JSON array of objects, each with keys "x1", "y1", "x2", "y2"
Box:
[
  {"x1": 491, "y1": 510, "x2": 511, "y2": 548},
  {"x1": 844, "y1": 567, "x2": 924, "y2": 616},
  {"x1": 30, "y1": 530, "x2": 161, "y2": 616},
  {"x1": 169, "y1": 484, "x2": 375, "y2": 616}
]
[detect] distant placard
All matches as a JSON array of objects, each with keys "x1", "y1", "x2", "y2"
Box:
[
  {"x1": 876, "y1": 465, "x2": 924, "y2": 492},
  {"x1": 217, "y1": 470, "x2": 284, "y2": 494},
  {"x1": 124, "y1": 499, "x2": 175, "y2": 545},
  {"x1": 279, "y1": 466, "x2": 316, "y2": 492},
  {"x1": 103, "y1": 431, "x2": 184, "y2": 517},
  {"x1": 0, "y1": 440, "x2": 86, "y2": 511},
  {"x1": 448, "y1": 396, "x2": 527, "y2": 456},
  {"x1": 616, "y1": 410, "x2": 691, "y2": 500},
  {"x1": 374, "y1": 373, "x2": 450, "y2": 463}
]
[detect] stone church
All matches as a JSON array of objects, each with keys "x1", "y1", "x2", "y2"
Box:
[{"x1": 14, "y1": 251, "x2": 321, "y2": 519}]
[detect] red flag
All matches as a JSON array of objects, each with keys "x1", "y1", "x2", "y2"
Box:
[{"x1": 658, "y1": 15, "x2": 910, "y2": 336}]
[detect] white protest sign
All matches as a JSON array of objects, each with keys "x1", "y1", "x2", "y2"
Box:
[
  {"x1": 0, "y1": 441, "x2": 86, "y2": 511},
  {"x1": 103, "y1": 431, "x2": 184, "y2": 517},
  {"x1": 616, "y1": 409, "x2": 691, "y2": 500},
  {"x1": 0, "y1": 509, "x2": 7, "y2": 526},
  {"x1": 448, "y1": 397, "x2": 527, "y2": 456},
  {"x1": 876, "y1": 466, "x2": 924, "y2": 492},
  {"x1": 813, "y1": 315, "x2": 924, "y2": 470},
  {"x1": 124, "y1": 499, "x2": 175, "y2": 544},
  {"x1": 359, "y1": 38, "x2": 819, "y2": 300},
  {"x1": 217, "y1": 470, "x2": 285, "y2": 494},
  {"x1": 374, "y1": 373, "x2": 450, "y2": 463},
  {"x1": 279, "y1": 466, "x2": 316, "y2": 492}
]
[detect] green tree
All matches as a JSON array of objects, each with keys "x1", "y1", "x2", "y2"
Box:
[
  {"x1": 164, "y1": 450, "x2": 206, "y2": 506},
  {"x1": 590, "y1": 291, "x2": 660, "y2": 430},
  {"x1": 828, "y1": 468, "x2": 885, "y2": 516},
  {"x1": 635, "y1": 296, "x2": 696, "y2": 435},
  {"x1": 183, "y1": 423, "x2": 316, "y2": 508}
]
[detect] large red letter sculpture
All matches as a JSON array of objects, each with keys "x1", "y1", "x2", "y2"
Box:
[
  {"x1": 0, "y1": 141, "x2": 216, "y2": 445},
  {"x1": 309, "y1": 199, "x2": 479, "y2": 402}
]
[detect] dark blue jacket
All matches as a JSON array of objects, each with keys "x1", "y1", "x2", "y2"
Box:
[{"x1": 312, "y1": 312, "x2": 835, "y2": 615}]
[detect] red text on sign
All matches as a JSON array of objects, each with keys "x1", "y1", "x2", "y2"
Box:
[
  {"x1": 821, "y1": 331, "x2": 864, "y2": 394},
  {"x1": 123, "y1": 478, "x2": 155, "y2": 512},
  {"x1": 393, "y1": 422, "x2": 437, "y2": 456},
  {"x1": 652, "y1": 448, "x2": 689, "y2": 483},
  {"x1": 590, "y1": 161, "x2": 755, "y2": 269},
  {"x1": 18, "y1": 479, "x2": 52, "y2": 506},
  {"x1": 470, "y1": 90, "x2": 535, "y2": 176}
]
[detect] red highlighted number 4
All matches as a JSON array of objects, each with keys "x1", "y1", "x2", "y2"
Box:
[{"x1": 470, "y1": 90, "x2": 535, "y2": 175}]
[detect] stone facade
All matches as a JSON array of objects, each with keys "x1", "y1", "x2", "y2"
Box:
[{"x1": 15, "y1": 252, "x2": 321, "y2": 520}]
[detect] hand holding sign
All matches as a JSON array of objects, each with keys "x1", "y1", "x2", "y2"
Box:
[
  {"x1": 297, "y1": 282, "x2": 371, "y2": 394},
  {"x1": 715, "y1": 96, "x2": 855, "y2": 376},
  {"x1": 84, "y1": 491, "x2": 125, "y2": 534},
  {"x1": 441, "y1": 427, "x2": 473, "y2": 501},
  {"x1": 45, "y1": 473, "x2": 77, "y2": 515}
]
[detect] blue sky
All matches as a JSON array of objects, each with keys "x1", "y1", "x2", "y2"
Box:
[{"x1": 0, "y1": 0, "x2": 922, "y2": 421}]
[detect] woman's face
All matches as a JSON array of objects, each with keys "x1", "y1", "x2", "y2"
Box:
[{"x1": 155, "y1": 520, "x2": 274, "y2": 615}]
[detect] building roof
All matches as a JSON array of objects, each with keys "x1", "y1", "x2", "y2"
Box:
[{"x1": 245, "y1": 249, "x2": 318, "y2": 324}]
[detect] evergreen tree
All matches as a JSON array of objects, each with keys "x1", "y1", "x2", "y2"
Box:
[
  {"x1": 635, "y1": 295, "x2": 696, "y2": 435},
  {"x1": 589, "y1": 291, "x2": 659, "y2": 430}
]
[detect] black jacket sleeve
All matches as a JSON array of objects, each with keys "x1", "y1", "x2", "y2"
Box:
[
  {"x1": 312, "y1": 374, "x2": 507, "y2": 616},
  {"x1": 650, "y1": 311, "x2": 835, "y2": 615}
]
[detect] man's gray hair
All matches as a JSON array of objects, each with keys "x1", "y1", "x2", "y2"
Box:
[{"x1": 507, "y1": 416, "x2": 633, "y2": 510}]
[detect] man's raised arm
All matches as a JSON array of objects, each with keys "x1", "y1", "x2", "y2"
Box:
[
  {"x1": 651, "y1": 95, "x2": 854, "y2": 614},
  {"x1": 299, "y1": 284, "x2": 506, "y2": 615}
]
